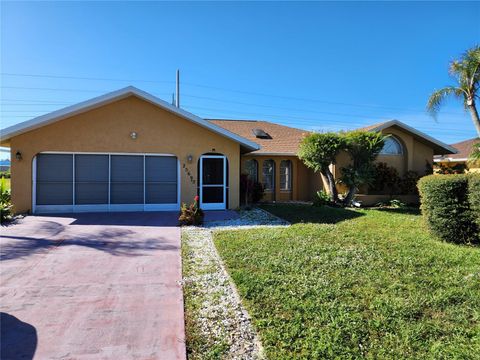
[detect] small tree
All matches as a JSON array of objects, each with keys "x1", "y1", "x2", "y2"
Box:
[
  {"x1": 298, "y1": 132, "x2": 345, "y2": 203},
  {"x1": 340, "y1": 131, "x2": 386, "y2": 205}
]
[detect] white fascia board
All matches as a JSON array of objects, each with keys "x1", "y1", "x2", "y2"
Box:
[
  {"x1": 0, "y1": 86, "x2": 260, "y2": 151},
  {"x1": 370, "y1": 119, "x2": 458, "y2": 154},
  {"x1": 243, "y1": 152, "x2": 297, "y2": 156}
]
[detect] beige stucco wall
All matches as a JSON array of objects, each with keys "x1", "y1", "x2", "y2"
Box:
[
  {"x1": 9, "y1": 95, "x2": 241, "y2": 213},
  {"x1": 240, "y1": 155, "x2": 324, "y2": 202},
  {"x1": 332, "y1": 127, "x2": 435, "y2": 195}
]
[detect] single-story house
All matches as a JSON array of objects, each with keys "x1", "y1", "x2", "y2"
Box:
[
  {"x1": 0, "y1": 86, "x2": 456, "y2": 214},
  {"x1": 434, "y1": 137, "x2": 479, "y2": 172}
]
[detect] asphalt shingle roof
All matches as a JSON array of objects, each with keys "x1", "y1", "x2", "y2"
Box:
[{"x1": 208, "y1": 119, "x2": 309, "y2": 155}]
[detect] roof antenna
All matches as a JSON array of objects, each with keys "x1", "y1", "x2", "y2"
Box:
[
  {"x1": 175, "y1": 69, "x2": 180, "y2": 108},
  {"x1": 171, "y1": 92, "x2": 175, "y2": 106}
]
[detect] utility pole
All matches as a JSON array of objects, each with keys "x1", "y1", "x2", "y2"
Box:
[{"x1": 175, "y1": 69, "x2": 180, "y2": 108}]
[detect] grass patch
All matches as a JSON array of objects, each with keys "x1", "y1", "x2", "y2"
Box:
[
  {"x1": 260, "y1": 203, "x2": 366, "y2": 224},
  {"x1": 214, "y1": 204, "x2": 480, "y2": 359}
]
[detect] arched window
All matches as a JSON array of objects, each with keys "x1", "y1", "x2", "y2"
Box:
[
  {"x1": 380, "y1": 137, "x2": 403, "y2": 155},
  {"x1": 280, "y1": 160, "x2": 292, "y2": 191},
  {"x1": 244, "y1": 159, "x2": 258, "y2": 182},
  {"x1": 262, "y1": 160, "x2": 275, "y2": 191}
]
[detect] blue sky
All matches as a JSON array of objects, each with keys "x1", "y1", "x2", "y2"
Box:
[{"x1": 1, "y1": 1, "x2": 479, "y2": 159}]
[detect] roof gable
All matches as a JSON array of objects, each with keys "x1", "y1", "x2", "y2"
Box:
[
  {"x1": 0, "y1": 86, "x2": 259, "y2": 151},
  {"x1": 359, "y1": 119, "x2": 457, "y2": 155},
  {"x1": 434, "y1": 137, "x2": 479, "y2": 161}
]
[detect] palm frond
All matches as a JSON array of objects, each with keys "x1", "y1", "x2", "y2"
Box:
[{"x1": 426, "y1": 86, "x2": 465, "y2": 117}]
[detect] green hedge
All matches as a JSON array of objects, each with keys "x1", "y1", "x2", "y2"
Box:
[
  {"x1": 417, "y1": 174, "x2": 479, "y2": 244},
  {"x1": 468, "y1": 174, "x2": 480, "y2": 230}
]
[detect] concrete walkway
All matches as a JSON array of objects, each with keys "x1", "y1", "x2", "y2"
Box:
[{"x1": 0, "y1": 212, "x2": 186, "y2": 360}]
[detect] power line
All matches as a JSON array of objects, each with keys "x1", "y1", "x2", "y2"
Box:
[
  {"x1": 1, "y1": 72, "x2": 464, "y2": 115},
  {"x1": 0, "y1": 98, "x2": 472, "y2": 129},
  {"x1": 0, "y1": 90, "x2": 468, "y2": 128},
  {"x1": 1, "y1": 72, "x2": 174, "y2": 84}
]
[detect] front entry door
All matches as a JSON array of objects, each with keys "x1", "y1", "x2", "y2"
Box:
[{"x1": 200, "y1": 155, "x2": 226, "y2": 210}]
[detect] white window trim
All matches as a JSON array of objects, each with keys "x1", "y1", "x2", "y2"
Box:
[{"x1": 32, "y1": 151, "x2": 180, "y2": 213}]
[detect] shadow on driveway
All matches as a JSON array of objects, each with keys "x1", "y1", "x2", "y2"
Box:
[
  {"x1": 0, "y1": 313, "x2": 37, "y2": 360},
  {"x1": 1, "y1": 212, "x2": 180, "y2": 261}
]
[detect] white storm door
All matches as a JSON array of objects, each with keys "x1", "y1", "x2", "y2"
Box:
[{"x1": 199, "y1": 155, "x2": 226, "y2": 210}]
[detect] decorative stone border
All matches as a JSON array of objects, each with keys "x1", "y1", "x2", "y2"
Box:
[{"x1": 181, "y1": 208, "x2": 288, "y2": 359}]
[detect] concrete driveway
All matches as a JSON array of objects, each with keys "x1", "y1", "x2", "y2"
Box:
[{"x1": 0, "y1": 212, "x2": 186, "y2": 360}]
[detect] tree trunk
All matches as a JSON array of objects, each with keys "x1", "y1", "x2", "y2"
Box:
[
  {"x1": 467, "y1": 104, "x2": 480, "y2": 138},
  {"x1": 323, "y1": 167, "x2": 339, "y2": 203},
  {"x1": 343, "y1": 185, "x2": 356, "y2": 206}
]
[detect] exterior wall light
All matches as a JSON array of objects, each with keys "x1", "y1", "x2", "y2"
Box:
[
  {"x1": 130, "y1": 132, "x2": 137, "y2": 140},
  {"x1": 15, "y1": 151, "x2": 22, "y2": 161},
  {"x1": 187, "y1": 154, "x2": 193, "y2": 163}
]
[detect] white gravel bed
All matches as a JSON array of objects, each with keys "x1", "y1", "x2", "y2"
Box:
[
  {"x1": 204, "y1": 207, "x2": 289, "y2": 229},
  {"x1": 182, "y1": 207, "x2": 289, "y2": 359}
]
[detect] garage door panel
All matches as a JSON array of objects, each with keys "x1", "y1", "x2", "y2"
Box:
[
  {"x1": 37, "y1": 154, "x2": 73, "y2": 182},
  {"x1": 111, "y1": 183, "x2": 144, "y2": 204},
  {"x1": 111, "y1": 155, "x2": 143, "y2": 182},
  {"x1": 75, "y1": 155, "x2": 109, "y2": 182},
  {"x1": 146, "y1": 183, "x2": 177, "y2": 204},
  {"x1": 36, "y1": 154, "x2": 74, "y2": 205},
  {"x1": 145, "y1": 156, "x2": 178, "y2": 204},
  {"x1": 37, "y1": 183, "x2": 73, "y2": 205},
  {"x1": 75, "y1": 183, "x2": 109, "y2": 204},
  {"x1": 145, "y1": 156, "x2": 177, "y2": 182},
  {"x1": 75, "y1": 155, "x2": 109, "y2": 204}
]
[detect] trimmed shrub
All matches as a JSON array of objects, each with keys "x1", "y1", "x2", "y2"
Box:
[
  {"x1": 468, "y1": 174, "x2": 480, "y2": 230},
  {"x1": 417, "y1": 175, "x2": 478, "y2": 244},
  {"x1": 313, "y1": 190, "x2": 330, "y2": 207}
]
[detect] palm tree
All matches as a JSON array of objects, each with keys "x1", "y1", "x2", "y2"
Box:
[{"x1": 427, "y1": 45, "x2": 480, "y2": 137}]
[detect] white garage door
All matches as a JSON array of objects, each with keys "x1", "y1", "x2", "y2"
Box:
[{"x1": 34, "y1": 153, "x2": 179, "y2": 213}]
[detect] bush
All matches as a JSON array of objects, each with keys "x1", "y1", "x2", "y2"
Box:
[
  {"x1": 436, "y1": 163, "x2": 468, "y2": 174},
  {"x1": 313, "y1": 190, "x2": 330, "y2": 207},
  {"x1": 400, "y1": 170, "x2": 420, "y2": 195},
  {"x1": 0, "y1": 177, "x2": 12, "y2": 223},
  {"x1": 179, "y1": 196, "x2": 204, "y2": 226},
  {"x1": 468, "y1": 174, "x2": 480, "y2": 229},
  {"x1": 0, "y1": 170, "x2": 10, "y2": 179},
  {"x1": 240, "y1": 174, "x2": 264, "y2": 205},
  {"x1": 369, "y1": 163, "x2": 421, "y2": 195},
  {"x1": 417, "y1": 175, "x2": 478, "y2": 244},
  {"x1": 369, "y1": 162, "x2": 401, "y2": 194}
]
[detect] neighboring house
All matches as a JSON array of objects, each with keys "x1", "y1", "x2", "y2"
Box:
[
  {"x1": 0, "y1": 86, "x2": 456, "y2": 214},
  {"x1": 434, "y1": 137, "x2": 480, "y2": 172}
]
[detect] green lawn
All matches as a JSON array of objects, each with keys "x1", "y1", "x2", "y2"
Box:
[{"x1": 214, "y1": 204, "x2": 480, "y2": 359}]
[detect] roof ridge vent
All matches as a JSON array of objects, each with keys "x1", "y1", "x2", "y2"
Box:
[{"x1": 253, "y1": 128, "x2": 271, "y2": 139}]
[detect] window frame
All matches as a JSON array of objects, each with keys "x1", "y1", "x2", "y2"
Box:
[
  {"x1": 244, "y1": 159, "x2": 258, "y2": 182},
  {"x1": 380, "y1": 136, "x2": 404, "y2": 156},
  {"x1": 279, "y1": 160, "x2": 292, "y2": 191},
  {"x1": 262, "y1": 159, "x2": 275, "y2": 192}
]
